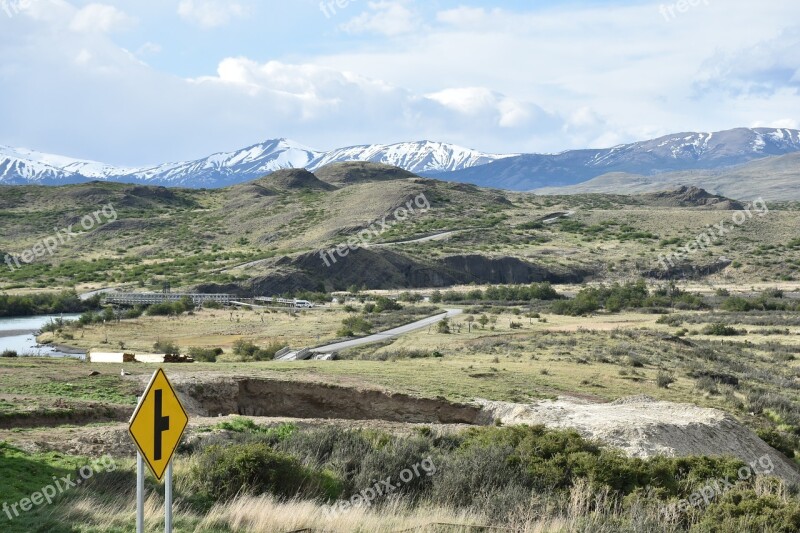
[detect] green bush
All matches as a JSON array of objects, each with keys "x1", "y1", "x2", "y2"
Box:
[
  {"x1": 657, "y1": 371, "x2": 676, "y2": 388},
  {"x1": 0, "y1": 290, "x2": 98, "y2": 317},
  {"x1": 232, "y1": 340, "x2": 284, "y2": 361},
  {"x1": 1, "y1": 350, "x2": 17, "y2": 358},
  {"x1": 341, "y1": 316, "x2": 372, "y2": 335},
  {"x1": 188, "y1": 442, "x2": 340, "y2": 502},
  {"x1": 702, "y1": 323, "x2": 745, "y2": 336},
  {"x1": 374, "y1": 296, "x2": 403, "y2": 312},
  {"x1": 756, "y1": 428, "x2": 797, "y2": 459},
  {"x1": 188, "y1": 347, "x2": 222, "y2": 362},
  {"x1": 694, "y1": 489, "x2": 800, "y2": 532},
  {"x1": 153, "y1": 340, "x2": 180, "y2": 355},
  {"x1": 553, "y1": 281, "x2": 708, "y2": 316}
]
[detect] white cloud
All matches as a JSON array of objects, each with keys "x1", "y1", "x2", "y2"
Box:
[
  {"x1": 751, "y1": 118, "x2": 799, "y2": 130},
  {"x1": 340, "y1": 1, "x2": 418, "y2": 37},
  {"x1": 177, "y1": 0, "x2": 246, "y2": 29},
  {"x1": 2, "y1": 0, "x2": 800, "y2": 163},
  {"x1": 69, "y1": 3, "x2": 135, "y2": 33},
  {"x1": 695, "y1": 26, "x2": 800, "y2": 96},
  {"x1": 425, "y1": 87, "x2": 540, "y2": 128}
]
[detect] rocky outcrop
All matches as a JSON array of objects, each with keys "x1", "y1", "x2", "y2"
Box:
[
  {"x1": 639, "y1": 186, "x2": 745, "y2": 209},
  {"x1": 218, "y1": 248, "x2": 592, "y2": 294}
]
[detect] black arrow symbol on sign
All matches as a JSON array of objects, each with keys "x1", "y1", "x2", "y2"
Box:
[{"x1": 154, "y1": 389, "x2": 170, "y2": 461}]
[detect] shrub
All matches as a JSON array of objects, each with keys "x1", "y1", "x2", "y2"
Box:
[
  {"x1": 656, "y1": 371, "x2": 675, "y2": 389},
  {"x1": 756, "y1": 428, "x2": 797, "y2": 459},
  {"x1": 188, "y1": 347, "x2": 222, "y2": 362},
  {"x1": 374, "y1": 296, "x2": 402, "y2": 312},
  {"x1": 153, "y1": 340, "x2": 180, "y2": 355},
  {"x1": 188, "y1": 442, "x2": 339, "y2": 502},
  {"x1": 232, "y1": 340, "x2": 285, "y2": 361},
  {"x1": 702, "y1": 323, "x2": 745, "y2": 336},
  {"x1": 437, "y1": 318, "x2": 451, "y2": 334},
  {"x1": 1, "y1": 350, "x2": 17, "y2": 358},
  {"x1": 341, "y1": 316, "x2": 372, "y2": 335},
  {"x1": 694, "y1": 489, "x2": 800, "y2": 532}
]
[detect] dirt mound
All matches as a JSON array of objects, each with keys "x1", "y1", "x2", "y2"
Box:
[
  {"x1": 639, "y1": 186, "x2": 744, "y2": 209},
  {"x1": 314, "y1": 162, "x2": 416, "y2": 186},
  {"x1": 477, "y1": 396, "x2": 800, "y2": 485}
]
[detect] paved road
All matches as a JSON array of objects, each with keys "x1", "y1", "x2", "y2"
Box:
[
  {"x1": 311, "y1": 309, "x2": 463, "y2": 354},
  {"x1": 79, "y1": 287, "x2": 118, "y2": 301}
]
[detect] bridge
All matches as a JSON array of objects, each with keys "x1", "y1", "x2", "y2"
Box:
[
  {"x1": 104, "y1": 292, "x2": 233, "y2": 306},
  {"x1": 253, "y1": 297, "x2": 313, "y2": 308}
]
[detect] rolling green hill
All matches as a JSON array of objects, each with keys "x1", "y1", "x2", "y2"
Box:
[{"x1": 1, "y1": 163, "x2": 799, "y2": 292}]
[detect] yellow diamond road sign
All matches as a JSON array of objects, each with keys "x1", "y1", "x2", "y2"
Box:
[{"x1": 128, "y1": 368, "x2": 189, "y2": 482}]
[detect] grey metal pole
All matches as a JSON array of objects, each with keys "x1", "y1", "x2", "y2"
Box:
[
  {"x1": 165, "y1": 461, "x2": 173, "y2": 532},
  {"x1": 136, "y1": 451, "x2": 144, "y2": 533}
]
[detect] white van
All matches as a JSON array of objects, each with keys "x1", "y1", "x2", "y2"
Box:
[{"x1": 294, "y1": 299, "x2": 314, "y2": 308}]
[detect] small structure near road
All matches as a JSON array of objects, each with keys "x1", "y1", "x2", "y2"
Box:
[{"x1": 88, "y1": 351, "x2": 193, "y2": 363}]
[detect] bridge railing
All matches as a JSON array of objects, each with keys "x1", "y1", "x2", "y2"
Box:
[{"x1": 104, "y1": 293, "x2": 232, "y2": 306}]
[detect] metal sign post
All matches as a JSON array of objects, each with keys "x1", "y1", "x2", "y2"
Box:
[
  {"x1": 136, "y1": 400, "x2": 144, "y2": 533},
  {"x1": 165, "y1": 461, "x2": 173, "y2": 532},
  {"x1": 129, "y1": 370, "x2": 189, "y2": 533}
]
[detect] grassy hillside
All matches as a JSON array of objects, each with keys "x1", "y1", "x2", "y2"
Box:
[{"x1": 0, "y1": 165, "x2": 799, "y2": 292}]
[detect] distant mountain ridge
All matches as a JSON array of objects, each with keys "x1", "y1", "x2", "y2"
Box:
[
  {"x1": 1, "y1": 127, "x2": 799, "y2": 191},
  {"x1": 535, "y1": 152, "x2": 800, "y2": 201},
  {"x1": 0, "y1": 139, "x2": 508, "y2": 187},
  {"x1": 446, "y1": 128, "x2": 800, "y2": 190}
]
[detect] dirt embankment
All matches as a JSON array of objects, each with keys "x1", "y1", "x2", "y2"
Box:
[
  {"x1": 6, "y1": 374, "x2": 799, "y2": 487},
  {"x1": 478, "y1": 395, "x2": 800, "y2": 486},
  {"x1": 174, "y1": 376, "x2": 482, "y2": 425}
]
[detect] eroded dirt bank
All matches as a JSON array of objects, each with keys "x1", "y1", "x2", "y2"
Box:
[
  {"x1": 174, "y1": 376, "x2": 482, "y2": 424},
  {"x1": 4, "y1": 373, "x2": 799, "y2": 487}
]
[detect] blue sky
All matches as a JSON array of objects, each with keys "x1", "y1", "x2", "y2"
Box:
[{"x1": 0, "y1": 0, "x2": 798, "y2": 166}]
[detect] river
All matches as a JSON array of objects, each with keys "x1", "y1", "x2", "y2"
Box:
[{"x1": 0, "y1": 314, "x2": 84, "y2": 359}]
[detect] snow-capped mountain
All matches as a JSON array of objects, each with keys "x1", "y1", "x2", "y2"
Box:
[
  {"x1": 2, "y1": 128, "x2": 799, "y2": 189},
  {"x1": 0, "y1": 145, "x2": 123, "y2": 184},
  {"x1": 121, "y1": 139, "x2": 322, "y2": 187},
  {"x1": 445, "y1": 128, "x2": 800, "y2": 190},
  {"x1": 308, "y1": 141, "x2": 513, "y2": 175},
  {"x1": 0, "y1": 139, "x2": 504, "y2": 187}
]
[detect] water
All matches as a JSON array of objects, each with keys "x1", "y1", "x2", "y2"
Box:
[{"x1": 0, "y1": 314, "x2": 84, "y2": 359}]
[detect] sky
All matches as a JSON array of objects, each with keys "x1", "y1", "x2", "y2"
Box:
[{"x1": 0, "y1": 0, "x2": 798, "y2": 166}]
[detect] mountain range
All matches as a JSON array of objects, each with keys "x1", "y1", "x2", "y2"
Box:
[{"x1": 1, "y1": 128, "x2": 799, "y2": 195}]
